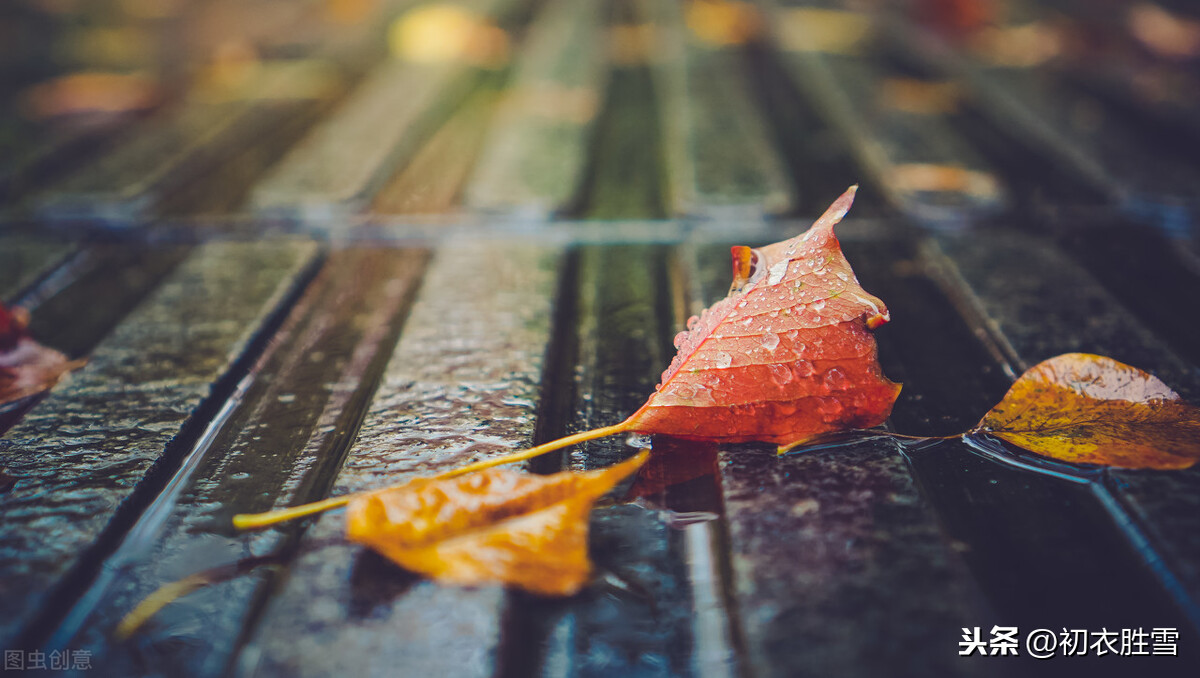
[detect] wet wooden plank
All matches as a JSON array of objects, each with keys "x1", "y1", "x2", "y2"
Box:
[
  {"x1": 0, "y1": 117, "x2": 133, "y2": 210},
  {"x1": 503, "y1": 245, "x2": 697, "y2": 678},
  {"x1": 52, "y1": 248, "x2": 427, "y2": 677},
  {"x1": 889, "y1": 9, "x2": 1200, "y2": 228},
  {"x1": 648, "y1": 0, "x2": 793, "y2": 218},
  {"x1": 35, "y1": 71, "x2": 331, "y2": 226},
  {"x1": 770, "y1": 3, "x2": 1006, "y2": 226},
  {"x1": 1052, "y1": 219, "x2": 1200, "y2": 368},
  {"x1": 248, "y1": 60, "x2": 474, "y2": 221},
  {"x1": 578, "y1": 67, "x2": 667, "y2": 220},
  {"x1": 926, "y1": 231, "x2": 1200, "y2": 634},
  {"x1": 250, "y1": 0, "x2": 522, "y2": 222},
  {"x1": 371, "y1": 73, "x2": 503, "y2": 214},
  {"x1": 685, "y1": 236, "x2": 998, "y2": 678},
  {"x1": 0, "y1": 235, "x2": 75, "y2": 301},
  {"x1": 849, "y1": 238, "x2": 1195, "y2": 650},
  {"x1": 0, "y1": 241, "x2": 319, "y2": 648},
  {"x1": 240, "y1": 241, "x2": 561, "y2": 678},
  {"x1": 464, "y1": 0, "x2": 607, "y2": 218}
]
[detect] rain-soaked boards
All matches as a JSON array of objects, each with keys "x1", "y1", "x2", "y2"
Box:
[{"x1": 2, "y1": 0, "x2": 1200, "y2": 677}]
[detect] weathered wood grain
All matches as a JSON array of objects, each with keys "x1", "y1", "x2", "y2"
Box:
[
  {"x1": 648, "y1": 0, "x2": 793, "y2": 218},
  {"x1": 464, "y1": 0, "x2": 608, "y2": 217},
  {"x1": 241, "y1": 241, "x2": 560, "y2": 678},
  {"x1": 52, "y1": 248, "x2": 427, "y2": 677},
  {"x1": 0, "y1": 241, "x2": 318, "y2": 648}
]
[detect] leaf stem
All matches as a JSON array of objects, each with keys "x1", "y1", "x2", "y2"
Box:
[{"x1": 231, "y1": 420, "x2": 634, "y2": 531}]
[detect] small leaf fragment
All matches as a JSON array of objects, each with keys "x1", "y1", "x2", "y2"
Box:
[
  {"x1": 975, "y1": 353, "x2": 1200, "y2": 469},
  {"x1": 345, "y1": 451, "x2": 649, "y2": 596},
  {"x1": 0, "y1": 303, "x2": 82, "y2": 407}
]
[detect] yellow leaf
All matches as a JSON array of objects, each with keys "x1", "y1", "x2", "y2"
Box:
[
  {"x1": 976, "y1": 353, "x2": 1200, "y2": 469},
  {"x1": 345, "y1": 451, "x2": 649, "y2": 596}
]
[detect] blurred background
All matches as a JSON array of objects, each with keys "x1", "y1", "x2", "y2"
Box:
[{"x1": 0, "y1": 0, "x2": 1198, "y2": 233}]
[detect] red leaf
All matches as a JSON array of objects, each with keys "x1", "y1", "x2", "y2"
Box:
[
  {"x1": 0, "y1": 303, "x2": 80, "y2": 407},
  {"x1": 624, "y1": 186, "x2": 901, "y2": 451}
]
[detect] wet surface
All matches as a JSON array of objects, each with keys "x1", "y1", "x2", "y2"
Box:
[
  {"x1": 3, "y1": 0, "x2": 1200, "y2": 675},
  {"x1": 244, "y1": 242, "x2": 560, "y2": 678},
  {"x1": 0, "y1": 235, "x2": 74, "y2": 301},
  {"x1": 0, "y1": 241, "x2": 316, "y2": 648},
  {"x1": 929, "y1": 232, "x2": 1200, "y2": 629},
  {"x1": 52, "y1": 248, "x2": 427, "y2": 677},
  {"x1": 497, "y1": 244, "x2": 698, "y2": 678}
]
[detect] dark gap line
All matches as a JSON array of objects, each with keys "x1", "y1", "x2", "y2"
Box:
[
  {"x1": 739, "y1": 40, "x2": 889, "y2": 219},
  {"x1": 223, "y1": 251, "x2": 431, "y2": 675},
  {"x1": 495, "y1": 248, "x2": 582, "y2": 678},
  {"x1": 20, "y1": 249, "x2": 326, "y2": 651}
]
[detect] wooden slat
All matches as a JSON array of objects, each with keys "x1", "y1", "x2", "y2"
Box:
[
  {"x1": 512, "y1": 245, "x2": 696, "y2": 677},
  {"x1": 50, "y1": 248, "x2": 427, "y2": 676},
  {"x1": 888, "y1": 9, "x2": 1200, "y2": 228},
  {"x1": 0, "y1": 236, "x2": 75, "y2": 301},
  {"x1": 250, "y1": 0, "x2": 522, "y2": 222},
  {"x1": 248, "y1": 60, "x2": 474, "y2": 221},
  {"x1": 371, "y1": 74, "x2": 502, "y2": 214},
  {"x1": 769, "y1": 3, "x2": 1006, "y2": 226},
  {"x1": 0, "y1": 241, "x2": 318, "y2": 648},
  {"x1": 686, "y1": 236, "x2": 999, "y2": 678},
  {"x1": 648, "y1": 0, "x2": 794, "y2": 218},
  {"x1": 850, "y1": 237, "x2": 1195, "y2": 645},
  {"x1": 578, "y1": 69, "x2": 666, "y2": 219},
  {"x1": 464, "y1": 0, "x2": 608, "y2": 217},
  {"x1": 240, "y1": 241, "x2": 560, "y2": 677},
  {"x1": 926, "y1": 231, "x2": 1200, "y2": 637},
  {"x1": 35, "y1": 68, "x2": 332, "y2": 226}
]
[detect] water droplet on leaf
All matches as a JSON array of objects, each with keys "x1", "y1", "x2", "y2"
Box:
[{"x1": 761, "y1": 332, "x2": 779, "y2": 351}]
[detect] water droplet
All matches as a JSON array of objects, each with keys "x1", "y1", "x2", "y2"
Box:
[
  {"x1": 816, "y1": 396, "x2": 843, "y2": 420},
  {"x1": 767, "y1": 260, "x2": 790, "y2": 285},
  {"x1": 793, "y1": 360, "x2": 815, "y2": 377},
  {"x1": 625, "y1": 433, "x2": 653, "y2": 449},
  {"x1": 673, "y1": 330, "x2": 689, "y2": 349},
  {"x1": 836, "y1": 271, "x2": 849, "y2": 281},
  {"x1": 737, "y1": 300, "x2": 748, "y2": 309},
  {"x1": 742, "y1": 317, "x2": 754, "y2": 326},
  {"x1": 674, "y1": 384, "x2": 696, "y2": 400},
  {"x1": 686, "y1": 315, "x2": 700, "y2": 330},
  {"x1": 761, "y1": 332, "x2": 779, "y2": 351},
  {"x1": 823, "y1": 367, "x2": 848, "y2": 390},
  {"x1": 812, "y1": 300, "x2": 826, "y2": 311},
  {"x1": 785, "y1": 330, "x2": 799, "y2": 341},
  {"x1": 769, "y1": 363, "x2": 793, "y2": 386},
  {"x1": 714, "y1": 352, "x2": 733, "y2": 369}
]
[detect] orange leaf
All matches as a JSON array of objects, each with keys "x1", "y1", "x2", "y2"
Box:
[
  {"x1": 0, "y1": 303, "x2": 81, "y2": 408},
  {"x1": 974, "y1": 353, "x2": 1200, "y2": 469},
  {"x1": 624, "y1": 186, "x2": 901, "y2": 451},
  {"x1": 345, "y1": 451, "x2": 649, "y2": 596}
]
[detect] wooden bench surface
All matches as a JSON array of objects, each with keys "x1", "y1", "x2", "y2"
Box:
[{"x1": 2, "y1": 0, "x2": 1200, "y2": 676}]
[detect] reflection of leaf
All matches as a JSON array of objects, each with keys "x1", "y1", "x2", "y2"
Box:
[
  {"x1": 974, "y1": 353, "x2": 1200, "y2": 469},
  {"x1": 345, "y1": 451, "x2": 648, "y2": 595},
  {"x1": 0, "y1": 303, "x2": 81, "y2": 408},
  {"x1": 623, "y1": 437, "x2": 718, "y2": 504},
  {"x1": 625, "y1": 186, "x2": 901, "y2": 452}
]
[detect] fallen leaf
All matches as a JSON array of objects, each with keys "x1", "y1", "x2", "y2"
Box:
[
  {"x1": 345, "y1": 451, "x2": 649, "y2": 595},
  {"x1": 0, "y1": 303, "x2": 82, "y2": 407},
  {"x1": 623, "y1": 186, "x2": 901, "y2": 451},
  {"x1": 974, "y1": 353, "x2": 1200, "y2": 469},
  {"x1": 233, "y1": 189, "x2": 900, "y2": 538}
]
